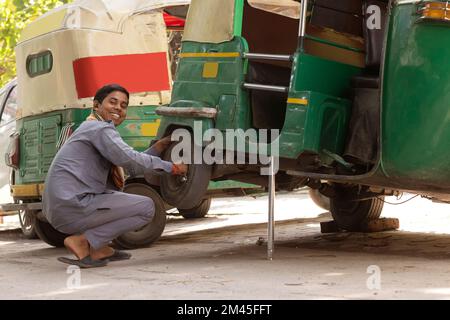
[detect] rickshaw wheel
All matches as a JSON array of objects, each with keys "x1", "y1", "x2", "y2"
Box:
[
  {"x1": 160, "y1": 142, "x2": 212, "y2": 210},
  {"x1": 179, "y1": 198, "x2": 211, "y2": 219},
  {"x1": 330, "y1": 185, "x2": 384, "y2": 231},
  {"x1": 34, "y1": 216, "x2": 68, "y2": 247},
  {"x1": 113, "y1": 182, "x2": 167, "y2": 249},
  {"x1": 308, "y1": 188, "x2": 331, "y2": 211},
  {"x1": 18, "y1": 208, "x2": 38, "y2": 239}
]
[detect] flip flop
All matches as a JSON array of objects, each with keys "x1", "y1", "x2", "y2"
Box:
[
  {"x1": 102, "y1": 250, "x2": 132, "y2": 262},
  {"x1": 57, "y1": 256, "x2": 108, "y2": 268}
]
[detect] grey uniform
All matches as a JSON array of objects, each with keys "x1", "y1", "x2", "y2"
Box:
[{"x1": 42, "y1": 120, "x2": 173, "y2": 249}]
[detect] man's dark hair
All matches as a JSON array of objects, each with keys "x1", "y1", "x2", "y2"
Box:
[{"x1": 94, "y1": 84, "x2": 130, "y2": 104}]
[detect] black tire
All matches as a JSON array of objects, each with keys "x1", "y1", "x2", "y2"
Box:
[
  {"x1": 179, "y1": 198, "x2": 211, "y2": 219},
  {"x1": 34, "y1": 217, "x2": 67, "y2": 247},
  {"x1": 330, "y1": 185, "x2": 384, "y2": 231},
  {"x1": 160, "y1": 142, "x2": 212, "y2": 209},
  {"x1": 308, "y1": 188, "x2": 331, "y2": 211},
  {"x1": 18, "y1": 210, "x2": 38, "y2": 239},
  {"x1": 113, "y1": 183, "x2": 167, "y2": 249}
]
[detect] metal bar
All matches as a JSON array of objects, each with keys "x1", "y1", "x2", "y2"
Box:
[
  {"x1": 243, "y1": 83, "x2": 289, "y2": 93},
  {"x1": 298, "y1": 0, "x2": 309, "y2": 37},
  {"x1": 243, "y1": 53, "x2": 293, "y2": 62},
  {"x1": 268, "y1": 156, "x2": 275, "y2": 261},
  {"x1": 0, "y1": 211, "x2": 19, "y2": 217},
  {"x1": 155, "y1": 106, "x2": 217, "y2": 119}
]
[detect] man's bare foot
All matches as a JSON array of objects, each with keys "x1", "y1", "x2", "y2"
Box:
[
  {"x1": 64, "y1": 235, "x2": 90, "y2": 260},
  {"x1": 90, "y1": 246, "x2": 115, "y2": 260}
]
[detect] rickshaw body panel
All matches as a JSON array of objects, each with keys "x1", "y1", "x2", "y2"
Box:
[
  {"x1": 158, "y1": 38, "x2": 251, "y2": 136},
  {"x1": 379, "y1": 1, "x2": 450, "y2": 189}
]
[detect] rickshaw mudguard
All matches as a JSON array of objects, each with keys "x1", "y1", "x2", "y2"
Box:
[
  {"x1": 170, "y1": 38, "x2": 252, "y2": 132},
  {"x1": 279, "y1": 91, "x2": 352, "y2": 162},
  {"x1": 380, "y1": 1, "x2": 450, "y2": 189},
  {"x1": 279, "y1": 52, "x2": 361, "y2": 161},
  {"x1": 156, "y1": 115, "x2": 215, "y2": 141}
]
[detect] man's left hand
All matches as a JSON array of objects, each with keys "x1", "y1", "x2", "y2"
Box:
[{"x1": 152, "y1": 136, "x2": 172, "y2": 154}]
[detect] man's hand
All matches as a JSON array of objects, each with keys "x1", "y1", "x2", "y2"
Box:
[
  {"x1": 172, "y1": 163, "x2": 188, "y2": 175},
  {"x1": 152, "y1": 136, "x2": 172, "y2": 154}
]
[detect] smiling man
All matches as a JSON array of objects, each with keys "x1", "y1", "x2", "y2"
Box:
[{"x1": 42, "y1": 84, "x2": 186, "y2": 268}]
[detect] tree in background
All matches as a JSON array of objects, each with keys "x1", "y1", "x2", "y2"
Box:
[{"x1": 0, "y1": 0, "x2": 70, "y2": 87}]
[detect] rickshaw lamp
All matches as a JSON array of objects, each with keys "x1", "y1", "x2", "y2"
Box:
[{"x1": 418, "y1": 1, "x2": 450, "y2": 21}]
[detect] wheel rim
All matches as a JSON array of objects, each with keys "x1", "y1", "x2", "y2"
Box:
[{"x1": 19, "y1": 210, "x2": 35, "y2": 232}]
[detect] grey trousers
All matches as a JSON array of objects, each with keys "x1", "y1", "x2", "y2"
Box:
[{"x1": 58, "y1": 191, "x2": 154, "y2": 250}]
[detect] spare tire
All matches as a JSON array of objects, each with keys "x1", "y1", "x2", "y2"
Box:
[
  {"x1": 114, "y1": 183, "x2": 167, "y2": 249},
  {"x1": 160, "y1": 142, "x2": 212, "y2": 209},
  {"x1": 34, "y1": 217, "x2": 67, "y2": 247}
]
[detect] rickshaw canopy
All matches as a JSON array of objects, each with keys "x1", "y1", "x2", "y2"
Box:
[
  {"x1": 15, "y1": 0, "x2": 190, "y2": 119},
  {"x1": 183, "y1": 0, "x2": 301, "y2": 44},
  {"x1": 19, "y1": 0, "x2": 190, "y2": 43}
]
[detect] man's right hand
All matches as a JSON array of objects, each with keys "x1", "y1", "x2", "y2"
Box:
[{"x1": 172, "y1": 163, "x2": 188, "y2": 175}]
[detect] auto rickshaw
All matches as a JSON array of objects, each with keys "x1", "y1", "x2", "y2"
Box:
[
  {"x1": 1, "y1": 0, "x2": 261, "y2": 248},
  {"x1": 155, "y1": 0, "x2": 450, "y2": 231}
]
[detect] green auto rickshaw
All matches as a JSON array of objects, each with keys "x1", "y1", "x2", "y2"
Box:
[{"x1": 155, "y1": 0, "x2": 450, "y2": 230}]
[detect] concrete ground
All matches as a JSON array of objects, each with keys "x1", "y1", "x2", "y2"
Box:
[{"x1": 1, "y1": 189, "x2": 450, "y2": 300}]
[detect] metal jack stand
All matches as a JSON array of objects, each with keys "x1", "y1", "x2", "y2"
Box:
[{"x1": 267, "y1": 156, "x2": 275, "y2": 260}]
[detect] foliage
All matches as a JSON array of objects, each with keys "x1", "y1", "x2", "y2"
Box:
[{"x1": 0, "y1": 0, "x2": 70, "y2": 87}]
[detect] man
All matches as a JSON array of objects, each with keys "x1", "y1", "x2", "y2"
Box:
[{"x1": 43, "y1": 84, "x2": 186, "y2": 268}]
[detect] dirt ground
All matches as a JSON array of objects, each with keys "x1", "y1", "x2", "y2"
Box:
[{"x1": 1, "y1": 189, "x2": 450, "y2": 300}]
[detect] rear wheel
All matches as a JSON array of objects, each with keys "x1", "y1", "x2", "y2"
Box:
[
  {"x1": 18, "y1": 209, "x2": 38, "y2": 239},
  {"x1": 330, "y1": 185, "x2": 384, "y2": 231},
  {"x1": 308, "y1": 188, "x2": 330, "y2": 211},
  {"x1": 114, "y1": 183, "x2": 167, "y2": 249},
  {"x1": 34, "y1": 217, "x2": 67, "y2": 247},
  {"x1": 160, "y1": 142, "x2": 212, "y2": 209},
  {"x1": 179, "y1": 198, "x2": 212, "y2": 219}
]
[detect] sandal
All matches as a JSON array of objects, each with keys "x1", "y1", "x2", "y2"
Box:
[
  {"x1": 102, "y1": 250, "x2": 132, "y2": 262},
  {"x1": 57, "y1": 256, "x2": 108, "y2": 268}
]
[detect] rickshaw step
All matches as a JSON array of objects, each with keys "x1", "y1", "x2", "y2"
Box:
[{"x1": 320, "y1": 218, "x2": 400, "y2": 233}]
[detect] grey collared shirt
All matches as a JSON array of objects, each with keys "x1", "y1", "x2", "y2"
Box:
[{"x1": 42, "y1": 120, "x2": 172, "y2": 229}]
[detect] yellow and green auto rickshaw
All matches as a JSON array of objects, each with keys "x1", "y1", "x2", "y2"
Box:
[
  {"x1": 1, "y1": 0, "x2": 260, "y2": 248},
  {"x1": 155, "y1": 0, "x2": 450, "y2": 231}
]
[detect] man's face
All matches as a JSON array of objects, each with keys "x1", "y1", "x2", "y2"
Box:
[{"x1": 94, "y1": 91, "x2": 129, "y2": 126}]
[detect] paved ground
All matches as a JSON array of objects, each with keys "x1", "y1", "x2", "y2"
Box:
[{"x1": 1, "y1": 189, "x2": 450, "y2": 300}]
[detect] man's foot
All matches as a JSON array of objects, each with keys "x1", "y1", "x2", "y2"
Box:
[
  {"x1": 64, "y1": 235, "x2": 90, "y2": 260},
  {"x1": 90, "y1": 246, "x2": 115, "y2": 261}
]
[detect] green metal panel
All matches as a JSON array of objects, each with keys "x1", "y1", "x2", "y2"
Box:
[
  {"x1": 381, "y1": 2, "x2": 450, "y2": 186},
  {"x1": 19, "y1": 115, "x2": 61, "y2": 183},
  {"x1": 117, "y1": 105, "x2": 160, "y2": 152},
  {"x1": 208, "y1": 180, "x2": 258, "y2": 190},
  {"x1": 279, "y1": 91, "x2": 351, "y2": 160},
  {"x1": 165, "y1": 38, "x2": 251, "y2": 134},
  {"x1": 277, "y1": 52, "x2": 358, "y2": 160},
  {"x1": 233, "y1": 0, "x2": 244, "y2": 37},
  {"x1": 292, "y1": 53, "x2": 361, "y2": 96},
  {"x1": 216, "y1": 95, "x2": 237, "y2": 130}
]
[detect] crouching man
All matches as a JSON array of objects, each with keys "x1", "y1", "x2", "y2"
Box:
[{"x1": 43, "y1": 84, "x2": 186, "y2": 268}]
